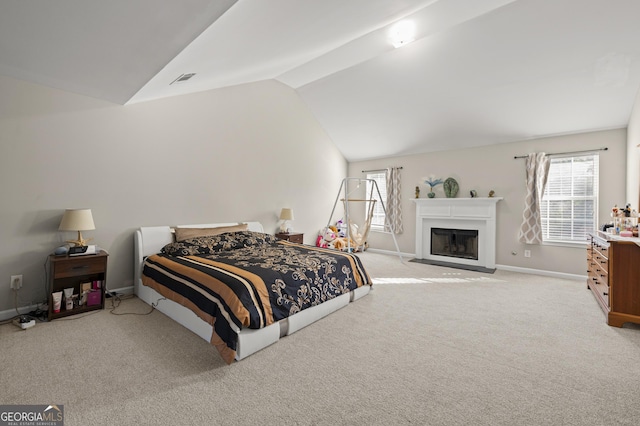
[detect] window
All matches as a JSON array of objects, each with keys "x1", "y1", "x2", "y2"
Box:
[
  {"x1": 540, "y1": 154, "x2": 599, "y2": 243},
  {"x1": 366, "y1": 172, "x2": 387, "y2": 231}
]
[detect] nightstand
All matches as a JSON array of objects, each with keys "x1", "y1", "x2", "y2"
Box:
[
  {"x1": 275, "y1": 232, "x2": 304, "y2": 244},
  {"x1": 48, "y1": 250, "x2": 108, "y2": 320}
]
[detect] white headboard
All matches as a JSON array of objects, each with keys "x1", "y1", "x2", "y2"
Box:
[{"x1": 133, "y1": 221, "x2": 264, "y2": 298}]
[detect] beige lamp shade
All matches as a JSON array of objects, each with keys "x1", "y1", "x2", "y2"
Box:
[
  {"x1": 279, "y1": 208, "x2": 294, "y2": 221},
  {"x1": 59, "y1": 209, "x2": 95, "y2": 246},
  {"x1": 279, "y1": 208, "x2": 294, "y2": 233}
]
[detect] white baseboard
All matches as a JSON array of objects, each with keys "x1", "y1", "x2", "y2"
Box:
[
  {"x1": 0, "y1": 303, "x2": 41, "y2": 322},
  {"x1": 364, "y1": 248, "x2": 415, "y2": 259},
  {"x1": 363, "y1": 248, "x2": 586, "y2": 281},
  {"x1": 0, "y1": 286, "x2": 135, "y2": 322},
  {"x1": 495, "y1": 264, "x2": 586, "y2": 281},
  {"x1": 106, "y1": 285, "x2": 134, "y2": 296}
]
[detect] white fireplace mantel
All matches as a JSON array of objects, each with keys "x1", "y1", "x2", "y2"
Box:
[{"x1": 412, "y1": 197, "x2": 503, "y2": 269}]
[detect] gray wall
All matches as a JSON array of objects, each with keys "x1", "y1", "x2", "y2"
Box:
[
  {"x1": 349, "y1": 128, "x2": 627, "y2": 276},
  {"x1": 0, "y1": 76, "x2": 347, "y2": 313}
]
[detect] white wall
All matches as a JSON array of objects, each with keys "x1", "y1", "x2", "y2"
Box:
[
  {"x1": 349, "y1": 129, "x2": 627, "y2": 276},
  {"x1": 0, "y1": 76, "x2": 347, "y2": 313},
  {"x1": 627, "y1": 88, "x2": 640, "y2": 207}
]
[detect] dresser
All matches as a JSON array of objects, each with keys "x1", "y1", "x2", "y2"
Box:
[{"x1": 587, "y1": 232, "x2": 640, "y2": 327}]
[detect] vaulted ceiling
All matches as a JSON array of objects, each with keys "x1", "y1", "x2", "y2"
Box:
[{"x1": 1, "y1": 0, "x2": 639, "y2": 161}]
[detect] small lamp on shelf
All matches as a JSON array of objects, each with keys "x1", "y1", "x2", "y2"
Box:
[
  {"x1": 279, "y1": 208, "x2": 294, "y2": 233},
  {"x1": 58, "y1": 208, "x2": 95, "y2": 247}
]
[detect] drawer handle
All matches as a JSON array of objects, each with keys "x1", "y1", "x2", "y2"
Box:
[
  {"x1": 603, "y1": 292, "x2": 608, "y2": 296},
  {"x1": 600, "y1": 260, "x2": 606, "y2": 264},
  {"x1": 71, "y1": 265, "x2": 89, "y2": 270}
]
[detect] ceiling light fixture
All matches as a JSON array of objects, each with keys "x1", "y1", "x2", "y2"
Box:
[{"x1": 388, "y1": 20, "x2": 416, "y2": 48}]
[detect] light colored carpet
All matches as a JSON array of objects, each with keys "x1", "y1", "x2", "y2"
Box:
[{"x1": 2, "y1": 251, "x2": 640, "y2": 425}]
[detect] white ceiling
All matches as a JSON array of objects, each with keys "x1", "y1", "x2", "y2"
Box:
[{"x1": 1, "y1": 0, "x2": 639, "y2": 161}]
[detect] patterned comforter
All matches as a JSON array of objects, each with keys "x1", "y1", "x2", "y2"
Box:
[{"x1": 141, "y1": 231, "x2": 371, "y2": 363}]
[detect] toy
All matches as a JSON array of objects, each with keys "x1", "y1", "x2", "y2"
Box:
[
  {"x1": 335, "y1": 219, "x2": 346, "y2": 237},
  {"x1": 315, "y1": 227, "x2": 338, "y2": 248},
  {"x1": 334, "y1": 237, "x2": 359, "y2": 251},
  {"x1": 316, "y1": 219, "x2": 366, "y2": 251}
]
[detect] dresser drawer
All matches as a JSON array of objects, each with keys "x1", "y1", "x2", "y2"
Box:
[
  {"x1": 593, "y1": 242, "x2": 609, "y2": 260},
  {"x1": 593, "y1": 263, "x2": 608, "y2": 286},
  {"x1": 592, "y1": 253, "x2": 609, "y2": 273},
  {"x1": 591, "y1": 279, "x2": 610, "y2": 309},
  {"x1": 53, "y1": 256, "x2": 106, "y2": 278},
  {"x1": 275, "y1": 233, "x2": 304, "y2": 244}
]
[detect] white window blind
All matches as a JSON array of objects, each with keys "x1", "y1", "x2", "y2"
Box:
[
  {"x1": 540, "y1": 154, "x2": 599, "y2": 243},
  {"x1": 366, "y1": 172, "x2": 387, "y2": 230}
]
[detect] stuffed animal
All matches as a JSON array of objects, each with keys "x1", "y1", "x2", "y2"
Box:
[
  {"x1": 334, "y1": 237, "x2": 359, "y2": 252},
  {"x1": 316, "y1": 227, "x2": 338, "y2": 248}
]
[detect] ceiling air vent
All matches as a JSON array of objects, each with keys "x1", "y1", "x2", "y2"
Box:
[{"x1": 170, "y1": 73, "x2": 196, "y2": 85}]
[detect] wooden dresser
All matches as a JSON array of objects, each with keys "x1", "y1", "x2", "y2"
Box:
[{"x1": 587, "y1": 232, "x2": 640, "y2": 327}]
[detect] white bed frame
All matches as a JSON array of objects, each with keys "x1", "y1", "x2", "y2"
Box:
[{"x1": 133, "y1": 222, "x2": 370, "y2": 361}]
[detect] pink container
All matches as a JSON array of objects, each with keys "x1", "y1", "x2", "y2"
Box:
[{"x1": 86, "y1": 290, "x2": 101, "y2": 307}]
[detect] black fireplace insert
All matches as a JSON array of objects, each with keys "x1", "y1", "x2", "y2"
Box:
[{"x1": 430, "y1": 228, "x2": 478, "y2": 260}]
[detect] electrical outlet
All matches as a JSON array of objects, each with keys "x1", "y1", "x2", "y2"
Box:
[
  {"x1": 524, "y1": 250, "x2": 531, "y2": 258},
  {"x1": 10, "y1": 275, "x2": 22, "y2": 290}
]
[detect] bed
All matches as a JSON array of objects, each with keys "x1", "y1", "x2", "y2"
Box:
[{"x1": 134, "y1": 222, "x2": 372, "y2": 363}]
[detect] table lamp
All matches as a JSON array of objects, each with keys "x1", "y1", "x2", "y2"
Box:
[
  {"x1": 279, "y1": 208, "x2": 294, "y2": 233},
  {"x1": 59, "y1": 208, "x2": 95, "y2": 247}
]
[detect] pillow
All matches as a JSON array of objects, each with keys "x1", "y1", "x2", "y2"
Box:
[
  {"x1": 162, "y1": 231, "x2": 278, "y2": 256},
  {"x1": 174, "y1": 223, "x2": 248, "y2": 242}
]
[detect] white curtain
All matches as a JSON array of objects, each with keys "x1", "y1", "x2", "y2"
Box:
[
  {"x1": 518, "y1": 152, "x2": 550, "y2": 244},
  {"x1": 385, "y1": 167, "x2": 403, "y2": 234}
]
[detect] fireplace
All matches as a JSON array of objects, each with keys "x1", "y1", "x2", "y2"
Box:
[
  {"x1": 412, "y1": 197, "x2": 502, "y2": 271},
  {"x1": 431, "y1": 228, "x2": 478, "y2": 260}
]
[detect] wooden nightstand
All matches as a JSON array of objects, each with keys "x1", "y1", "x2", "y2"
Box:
[
  {"x1": 48, "y1": 250, "x2": 108, "y2": 320},
  {"x1": 275, "y1": 232, "x2": 304, "y2": 244}
]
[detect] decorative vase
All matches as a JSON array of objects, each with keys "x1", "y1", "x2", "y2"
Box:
[
  {"x1": 428, "y1": 192, "x2": 435, "y2": 198},
  {"x1": 443, "y1": 178, "x2": 459, "y2": 198}
]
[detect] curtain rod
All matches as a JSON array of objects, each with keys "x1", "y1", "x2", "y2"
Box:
[
  {"x1": 513, "y1": 147, "x2": 608, "y2": 159},
  {"x1": 361, "y1": 167, "x2": 403, "y2": 173}
]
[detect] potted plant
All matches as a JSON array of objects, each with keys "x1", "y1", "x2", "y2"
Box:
[{"x1": 424, "y1": 177, "x2": 443, "y2": 198}]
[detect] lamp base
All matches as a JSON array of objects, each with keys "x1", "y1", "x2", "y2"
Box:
[{"x1": 66, "y1": 231, "x2": 92, "y2": 247}]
